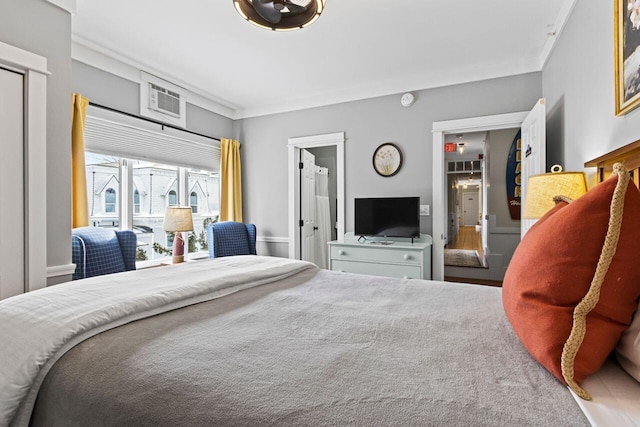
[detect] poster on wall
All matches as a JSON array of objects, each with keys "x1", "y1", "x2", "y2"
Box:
[{"x1": 505, "y1": 130, "x2": 522, "y2": 220}]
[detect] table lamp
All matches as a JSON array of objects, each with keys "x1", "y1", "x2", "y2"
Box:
[
  {"x1": 522, "y1": 165, "x2": 588, "y2": 219},
  {"x1": 163, "y1": 206, "x2": 194, "y2": 263}
]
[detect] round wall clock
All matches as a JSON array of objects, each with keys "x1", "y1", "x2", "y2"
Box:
[{"x1": 373, "y1": 143, "x2": 403, "y2": 177}]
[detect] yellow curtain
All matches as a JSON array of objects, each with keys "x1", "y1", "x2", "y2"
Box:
[
  {"x1": 71, "y1": 93, "x2": 90, "y2": 228},
  {"x1": 220, "y1": 138, "x2": 243, "y2": 222}
]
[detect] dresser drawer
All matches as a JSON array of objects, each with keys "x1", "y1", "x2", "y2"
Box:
[
  {"x1": 331, "y1": 260, "x2": 422, "y2": 280},
  {"x1": 330, "y1": 245, "x2": 421, "y2": 265}
]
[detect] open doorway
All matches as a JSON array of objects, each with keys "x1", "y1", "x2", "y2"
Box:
[
  {"x1": 287, "y1": 132, "x2": 345, "y2": 267},
  {"x1": 432, "y1": 101, "x2": 546, "y2": 282},
  {"x1": 443, "y1": 129, "x2": 524, "y2": 281},
  {"x1": 432, "y1": 111, "x2": 529, "y2": 281},
  {"x1": 444, "y1": 132, "x2": 486, "y2": 269}
]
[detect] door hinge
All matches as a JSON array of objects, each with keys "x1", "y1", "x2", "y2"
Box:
[
  {"x1": 299, "y1": 219, "x2": 304, "y2": 227},
  {"x1": 298, "y1": 162, "x2": 304, "y2": 169}
]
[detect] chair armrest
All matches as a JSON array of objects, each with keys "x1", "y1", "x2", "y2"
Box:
[
  {"x1": 115, "y1": 230, "x2": 137, "y2": 271},
  {"x1": 71, "y1": 235, "x2": 87, "y2": 280},
  {"x1": 246, "y1": 224, "x2": 257, "y2": 255}
]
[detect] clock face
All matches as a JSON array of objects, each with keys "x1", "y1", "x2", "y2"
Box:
[{"x1": 401, "y1": 93, "x2": 414, "y2": 107}]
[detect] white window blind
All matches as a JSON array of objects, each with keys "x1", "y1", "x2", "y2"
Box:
[{"x1": 84, "y1": 105, "x2": 220, "y2": 172}]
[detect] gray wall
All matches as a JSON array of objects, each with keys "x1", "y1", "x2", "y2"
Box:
[
  {"x1": 237, "y1": 73, "x2": 542, "y2": 244},
  {"x1": 0, "y1": 0, "x2": 72, "y2": 284},
  {"x1": 72, "y1": 61, "x2": 234, "y2": 139},
  {"x1": 543, "y1": 0, "x2": 640, "y2": 179}
]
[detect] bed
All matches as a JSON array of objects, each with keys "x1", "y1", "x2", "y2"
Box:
[
  {"x1": 0, "y1": 254, "x2": 637, "y2": 427},
  {"x1": 2, "y1": 146, "x2": 640, "y2": 427}
]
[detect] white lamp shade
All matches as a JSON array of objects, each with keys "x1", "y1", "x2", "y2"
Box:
[
  {"x1": 163, "y1": 206, "x2": 194, "y2": 232},
  {"x1": 523, "y1": 171, "x2": 588, "y2": 219}
]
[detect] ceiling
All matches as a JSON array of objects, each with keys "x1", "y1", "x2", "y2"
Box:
[{"x1": 71, "y1": 0, "x2": 575, "y2": 119}]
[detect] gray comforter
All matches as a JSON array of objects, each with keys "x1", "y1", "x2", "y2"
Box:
[{"x1": 31, "y1": 266, "x2": 588, "y2": 426}]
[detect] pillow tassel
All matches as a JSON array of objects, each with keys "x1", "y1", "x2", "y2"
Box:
[{"x1": 560, "y1": 163, "x2": 629, "y2": 400}]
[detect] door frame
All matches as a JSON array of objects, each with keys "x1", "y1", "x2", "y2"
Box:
[
  {"x1": 0, "y1": 41, "x2": 48, "y2": 292},
  {"x1": 288, "y1": 132, "x2": 345, "y2": 260},
  {"x1": 432, "y1": 112, "x2": 528, "y2": 281}
]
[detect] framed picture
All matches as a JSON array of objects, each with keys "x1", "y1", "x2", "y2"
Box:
[
  {"x1": 373, "y1": 143, "x2": 403, "y2": 177},
  {"x1": 615, "y1": 0, "x2": 640, "y2": 115}
]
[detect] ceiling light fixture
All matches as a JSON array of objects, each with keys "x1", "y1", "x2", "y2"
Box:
[{"x1": 234, "y1": 0, "x2": 326, "y2": 31}]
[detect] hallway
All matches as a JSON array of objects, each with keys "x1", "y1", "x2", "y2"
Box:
[{"x1": 446, "y1": 226, "x2": 483, "y2": 260}]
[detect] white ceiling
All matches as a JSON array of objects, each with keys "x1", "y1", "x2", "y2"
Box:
[{"x1": 71, "y1": 0, "x2": 576, "y2": 119}]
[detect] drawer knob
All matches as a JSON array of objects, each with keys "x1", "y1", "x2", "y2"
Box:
[
  {"x1": 403, "y1": 254, "x2": 411, "y2": 260},
  {"x1": 338, "y1": 250, "x2": 346, "y2": 256}
]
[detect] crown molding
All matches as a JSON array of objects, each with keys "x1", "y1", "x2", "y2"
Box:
[
  {"x1": 44, "y1": 0, "x2": 76, "y2": 14},
  {"x1": 539, "y1": 0, "x2": 578, "y2": 68}
]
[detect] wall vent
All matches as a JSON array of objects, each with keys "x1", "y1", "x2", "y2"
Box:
[
  {"x1": 140, "y1": 71, "x2": 186, "y2": 128},
  {"x1": 149, "y1": 83, "x2": 181, "y2": 117}
]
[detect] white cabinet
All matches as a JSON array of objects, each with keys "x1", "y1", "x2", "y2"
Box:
[{"x1": 328, "y1": 233, "x2": 432, "y2": 280}]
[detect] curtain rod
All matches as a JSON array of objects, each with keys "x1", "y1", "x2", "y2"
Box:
[{"x1": 88, "y1": 102, "x2": 221, "y2": 142}]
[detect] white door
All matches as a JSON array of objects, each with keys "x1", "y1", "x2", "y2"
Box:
[
  {"x1": 0, "y1": 67, "x2": 25, "y2": 299},
  {"x1": 462, "y1": 192, "x2": 479, "y2": 226},
  {"x1": 480, "y1": 159, "x2": 489, "y2": 256},
  {"x1": 520, "y1": 99, "x2": 546, "y2": 238},
  {"x1": 300, "y1": 149, "x2": 316, "y2": 263}
]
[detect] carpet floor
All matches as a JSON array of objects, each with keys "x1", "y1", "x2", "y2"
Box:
[{"x1": 444, "y1": 249, "x2": 483, "y2": 268}]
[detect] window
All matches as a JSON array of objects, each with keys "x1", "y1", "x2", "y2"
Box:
[
  {"x1": 133, "y1": 190, "x2": 140, "y2": 213},
  {"x1": 83, "y1": 106, "x2": 221, "y2": 264},
  {"x1": 168, "y1": 190, "x2": 177, "y2": 206},
  {"x1": 84, "y1": 156, "x2": 219, "y2": 263},
  {"x1": 105, "y1": 188, "x2": 116, "y2": 213},
  {"x1": 190, "y1": 192, "x2": 198, "y2": 213},
  {"x1": 130, "y1": 160, "x2": 178, "y2": 262}
]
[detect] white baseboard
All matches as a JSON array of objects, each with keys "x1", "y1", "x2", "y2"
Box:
[
  {"x1": 47, "y1": 263, "x2": 76, "y2": 278},
  {"x1": 256, "y1": 236, "x2": 288, "y2": 244},
  {"x1": 489, "y1": 227, "x2": 520, "y2": 235}
]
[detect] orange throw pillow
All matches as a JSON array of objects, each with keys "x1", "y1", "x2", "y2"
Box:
[{"x1": 503, "y1": 165, "x2": 640, "y2": 399}]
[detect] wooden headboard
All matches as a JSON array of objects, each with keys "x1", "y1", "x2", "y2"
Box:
[{"x1": 584, "y1": 139, "x2": 640, "y2": 185}]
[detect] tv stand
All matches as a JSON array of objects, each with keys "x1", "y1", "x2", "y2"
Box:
[
  {"x1": 367, "y1": 240, "x2": 394, "y2": 245},
  {"x1": 328, "y1": 232, "x2": 432, "y2": 280}
]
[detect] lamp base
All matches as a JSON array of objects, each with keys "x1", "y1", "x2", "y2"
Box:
[{"x1": 172, "y1": 231, "x2": 186, "y2": 264}]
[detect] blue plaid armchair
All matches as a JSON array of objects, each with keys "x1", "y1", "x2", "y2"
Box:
[
  {"x1": 206, "y1": 222, "x2": 257, "y2": 258},
  {"x1": 72, "y1": 227, "x2": 137, "y2": 280}
]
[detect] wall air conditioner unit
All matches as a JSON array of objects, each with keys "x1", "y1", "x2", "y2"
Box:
[{"x1": 148, "y1": 83, "x2": 181, "y2": 118}]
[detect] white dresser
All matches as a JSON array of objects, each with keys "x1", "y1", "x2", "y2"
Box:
[{"x1": 328, "y1": 233, "x2": 432, "y2": 280}]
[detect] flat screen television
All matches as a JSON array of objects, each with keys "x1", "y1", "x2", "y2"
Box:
[{"x1": 354, "y1": 197, "x2": 420, "y2": 238}]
